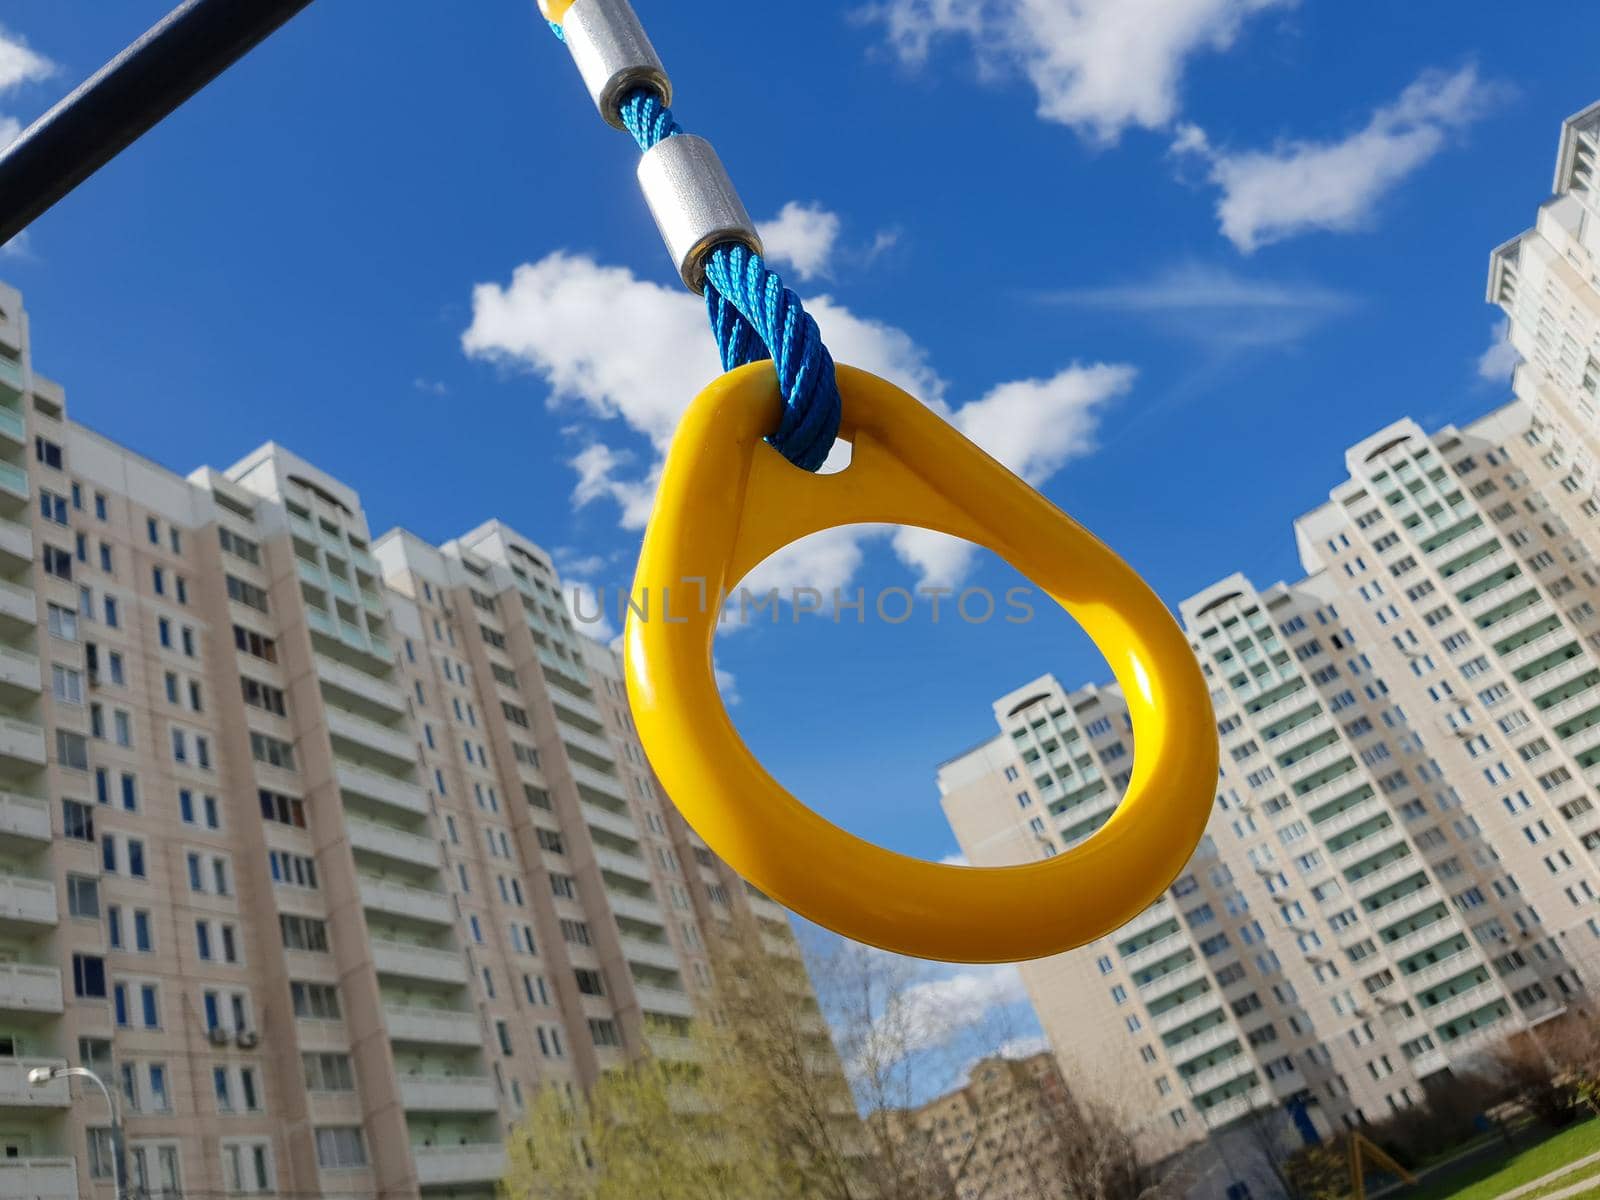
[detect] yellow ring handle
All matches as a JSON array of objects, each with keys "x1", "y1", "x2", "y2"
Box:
[
  {"x1": 539, "y1": 0, "x2": 577, "y2": 23},
  {"x1": 625, "y1": 364, "x2": 1218, "y2": 962}
]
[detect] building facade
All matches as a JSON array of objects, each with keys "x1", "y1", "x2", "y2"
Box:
[
  {"x1": 1489, "y1": 101, "x2": 1600, "y2": 486},
  {"x1": 942, "y1": 400, "x2": 1600, "y2": 1192},
  {"x1": 0, "y1": 280, "x2": 840, "y2": 1200},
  {"x1": 878, "y1": 1052, "x2": 1074, "y2": 1200},
  {"x1": 937, "y1": 101, "x2": 1600, "y2": 1198}
]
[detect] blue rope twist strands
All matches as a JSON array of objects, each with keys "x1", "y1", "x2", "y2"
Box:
[{"x1": 608, "y1": 85, "x2": 841, "y2": 472}]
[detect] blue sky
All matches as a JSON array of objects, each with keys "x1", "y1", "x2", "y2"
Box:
[{"x1": 1, "y1": 0, "x2": 1593, "y2": 1072}]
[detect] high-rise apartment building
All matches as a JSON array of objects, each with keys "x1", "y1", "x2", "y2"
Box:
[
  {"x1": 877, "y1": 1051, "x2": 1075, "y2": 1200},
  {"x1": 0, "y1": 280, "x2": 842, "y2": 1200},
  {"x1": 941, "y1": 398, "x2": 1600, "y2": 1195},
  {"x1": 1489, "y1": 101, "x2": 1600, "y2": 483}
]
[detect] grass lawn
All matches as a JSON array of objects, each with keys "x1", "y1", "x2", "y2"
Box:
[{"x1": 1400, "y1": 1117, "x2": 1600, "y2": 1200}]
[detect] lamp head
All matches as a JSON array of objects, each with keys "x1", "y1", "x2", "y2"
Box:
[{"x1": 26, "y1": 1065, "x2": 56, "y2": 1085}]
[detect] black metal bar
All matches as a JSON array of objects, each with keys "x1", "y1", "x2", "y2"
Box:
[{"x1": 0, "y1": 0, "x2": 315, "y2": 247}]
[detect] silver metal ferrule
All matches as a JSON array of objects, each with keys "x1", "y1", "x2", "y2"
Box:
[
  {"x1": 637, "y1": 135, "x2": 763, "y2": 294},
  {"x1": 563, "y1": 0, "x2": 672, "y2": 130}
]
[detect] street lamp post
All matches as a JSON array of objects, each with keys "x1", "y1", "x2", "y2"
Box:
[{"x1": 27, "y1": 1064, "x2": 125, "y2": 1200}]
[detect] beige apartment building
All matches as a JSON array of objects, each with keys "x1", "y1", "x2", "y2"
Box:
[
  {"x1": 878, "y1": 1051, "x2": 1075, "y2": 1200},
  {"x1": 942, "y1": 398, "x2": 1600, "y2": 1196},
  {"x1": 0, "y1": 279, "x2": 843, "y2": 1200},
  {"x1": 1489, "y1": 100, "x2": 1600, "y2": 483},
  {"x1": 938, "y1": 100, "x2": 1600, "y2": 1200}
]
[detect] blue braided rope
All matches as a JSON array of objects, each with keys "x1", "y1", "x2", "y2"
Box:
[{"x1": 603, "y1": 85, "x2": 840, "y2": 471}]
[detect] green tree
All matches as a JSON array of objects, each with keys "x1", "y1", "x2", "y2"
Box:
[{"x1": 501, "y1": 1020, "x2": 793, "y2": 1200}]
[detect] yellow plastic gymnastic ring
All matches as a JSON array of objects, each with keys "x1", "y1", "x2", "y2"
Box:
[
  {"x1": 624, "y1": 363, "x2": 1218, "y2": 963},
  {"x1": 538, "y1": 0, "x2": 578, "y2": 22}
]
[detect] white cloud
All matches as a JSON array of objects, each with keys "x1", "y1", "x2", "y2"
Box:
[
  {"x1": 714, "y1": 664, "x2": 740, "y2": 706},
  {"x1": 464, "y1": 253, "x2": 1131, "y2": 593},
  {"x1": 1477, "y1": 317, "x2": 1520, "y2": 384},
  {"x1": 1042, "y1": 262, "x2": 1357, "y2": 349},
  {"x1": 0, "y1": 27, "x2": 52, "y2": 95},
  {"x1": 940, "y1": 851, "x2": 969, "y2": 866},
  {"x1": 563, "y1": 579, "x2": 617, "y2": 641},
  {"x1": 1174, "y1": 65, "x2": 1501, "y2": 252},
  {"x1": 996, "y1": 1033, "x2": 1050, "y2": 1060},
  {"x1": 860, "y1": 0, "x2": 1292, "y2": 144},
  {"x1": 760, "y1": 202, "x2": 842, "y2": 281},
  {"x1": 892, "y1": 364, "x2": 1134, "y2": 585},
  {"x1": 0, "y1": 114, "x2": 18, "y2": 150},
  {"x1": 412, "y1": 377, "x2": 449, "y2": 396},
  {"x1": 896, "y1": 964, "x2": 1029, "y2": 1054}
]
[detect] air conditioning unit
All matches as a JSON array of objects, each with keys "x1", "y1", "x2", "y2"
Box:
[
  {"x1": 207, "y1": 1026, "x2": 231, "y2": 1046},
  {"x1": 236, "y1": 1029, "x2": 260, "y2": 1050}
]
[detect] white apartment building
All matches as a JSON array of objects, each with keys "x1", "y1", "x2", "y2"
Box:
[
  {"x1": 940, "y1": 399, "x2": 1600, "y2": 1197},
  {"x1": 1489, "y1": 101, "x2": 1600, "y2": 483},
  {"x1": 0, "y1": 279, "x2": 842, "y2": 1200}
]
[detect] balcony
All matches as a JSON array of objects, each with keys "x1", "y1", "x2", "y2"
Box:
[
  {"x1": 0, "y1": 358, "x2": 20, "y2": 398},
  {"x1": 1120, "y1": 929, "x2": 1185, "y2": 975},
  {"x1": 582, "y1": 800, "x2": 639, "y2": 842},
  {"x1": 537, "y1": 646, "x2": 590, "y2": 691},
  {"x1": 1282, "y1": 744, "x2": 1351, "y2": 786},
  {"x1": 606, "y1": 888, "x2": 664, "y2": 925},
  {"x1": 1200, "y1": 1086, "x2": 1269, "y2": 1131},
  {"x1": 0, "y1": 516, "x2": 29, "y2": 568},
  {"x1": 1140, "y1": 960, "x2": 1207, "y2": 1005},
  {"x1": 570, "y1": 760, "x2": 629, "y2": 805},
  {"x1": 1333, "y1": 827, "x2": 1409, "y2": 872},
  {"x1": 1373, "y1": 887, "x2": 1446, "y2": 926},
  {"x1": 552, "y1": 691, "x2": 605, "y2": 730},
  {"x1": 1119, "y1": 899, "x2": 1177, "y2": 940},
  {"x1": 1530, "y1": 656, "x2": 1598, "y2": 702},
  {"x1": 1384, "y1": 918, "x2": 1457, "y2": 963},
  {"x1": 560, "y1": 722, "x2": 616, "y2": 765},
  {"x1": 336, "y1": 761, "x2": 428, "y2": 817},
  {"x1": 1447, "y1": 547, "x2": 1515, "y2": 595},
  {"x1": 1153, "y1": 993, "x2": 1224, "y2": 1036},
  {"x1": 621, "y1": 935, "x2": 680, "y2": 971},
  {"x1": 1428, "y1": 982, "x2": 1502, "y2": 1027},
  {"x1": 384, "y1": 1005, "x2": 482, "y2": 1047},
  {"x1": 371, "y1": 939, "x2": 469, "y2": 985},
  {"x1": 412, "y1": 1143, "x2": 507, "y2": 1186},
  {"x1": 359, "y1": 878, "x2": 453, "y2": 926},
  {"x1": 316, "y1": 654, "x2": 408, "y2": 717},
  {"x1": 0, "y1": 579, "x2": 35, "y2": 634},
  {"x1": 1403, "y1": 949, "x2": 1478, "y2": 995},
  {"x1": 747, "y1": 891, "x2": 787, "y2": 923},
  {"x1": 1170, "y1": 1024, "x2": 1239, "y2": 1065},
  {"x1": 0, "y1": 1159, "x2": 77, "y2": 1200},
  {"x1": 1502, "y1": 629, "x2": 1581, "y2": 674},
  {"x1": 761, "y1": 930, "x2": 801, "y2": 958},
  {"x1": 0, "y1": 645, "x2": 40, "y2": 705},
  {"x1": 1350, "y1": 858, "x2": 1426, "y2": 901},
  {"x1": 0, "y1": 790, "x2": 47, "y2": 843},
  {"x1": 1464, "y1": 577, "x2": 1539, "y2": 620},
  {"x1": 1544, "y1": 686, "x2": 1600, "y2": 729},
  {"x1": 326, "y1": 706, "x2": 416, "y2": 767},
  {"x1": 1408, "y1": 1048, "x2": 1449, "y2": 1077},
  {"x1": 398, "y1": 1074, "x2": 499, "y2": 1113},
  {"x1": 0, "y1": 1058, "x2": 69, "y2": 1110},
  {"x1": 1314, "y1": 795, "x2": 1387, "y2": 840},
  {"x1": 0, "y1": 874, "x2": 56, "y2": 930},
  {"x1": 594, "y1": 845, "x2": 652, "y2": 884},
  {"x1": 0, "y1": 962, "x2": 62, "y2": 1014},
  {"x1": 0, "y1": 461, "x2": 27, "y2": 509},
  {"x1": 634, "y1": 983, "x2": 695, "y2": 1019},
  {"x1": 348, "y1": 818, "x2": 441, "y2": 871},
  {"x1": 1184, "y1": 1056, "x2": 1255, "y2": 1098}
]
